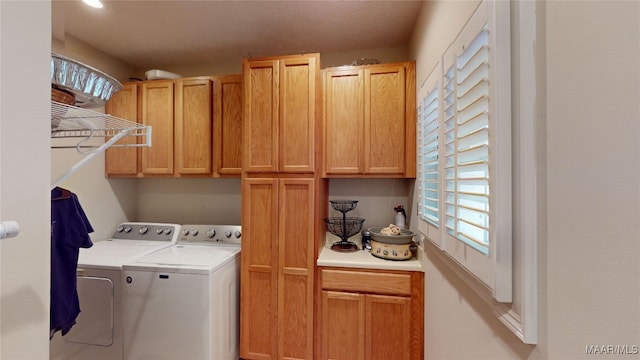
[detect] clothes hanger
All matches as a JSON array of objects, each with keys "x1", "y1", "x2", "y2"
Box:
[{"x1": 52, "y1": 187, "x2": 73, "y2": 201}]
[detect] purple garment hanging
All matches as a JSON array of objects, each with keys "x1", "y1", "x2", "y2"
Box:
[{"x1": 50, "y1": 187, "x2": 93, "y2": 338}]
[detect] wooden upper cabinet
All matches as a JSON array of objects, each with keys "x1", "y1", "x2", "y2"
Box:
[
  {"x1": 140, "y1": 80, "x2": 175, "y2": 175},
  {"x1": 279, "y1": 57, "x2": 317, "y2": 173},
  {"x1": 324, "y1": 68, "x2": 364, "y2": 175},
  {"x1": 365, "y1": 66, "x2": 406, "y2": 175},
  {"x1": 105, "y1": 75, "x2": 244, "y2": 178},
  {"x1": 243, "y1": 59, "x2": 279, "y2": 173},
  {"x1": 175, "y1": 77, "x2": 213, "y2": 176},
  {"x1": 323, "y1": 61, "x2": 416, "y2": 178},
  {"x1": 105, "y1": 83, "x2": 140, "y2": 177},
  {"x1": 243, "y1": 54, "x2": 319, "y2": 174},
  {"x1": 214, "y1": 74, "x2": 243, "y2": 176}
]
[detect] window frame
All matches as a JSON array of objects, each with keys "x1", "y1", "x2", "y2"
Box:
[
  {"x1": 418, "y1": 0, "x2": 512, "y2": 302},
  {"x1": 416, "y1": 0, "x2": 539, "y2": 344}
]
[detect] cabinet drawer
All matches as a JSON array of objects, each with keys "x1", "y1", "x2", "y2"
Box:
[{"x1": 321, "y1": 269, "x2": 411, "y2": 296}]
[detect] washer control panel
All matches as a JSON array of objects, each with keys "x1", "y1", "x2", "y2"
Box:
[
  {"x1": 110, "y1": 222, "x2": 181, "y2": 242},
  {"x1": 178, "y1": 224, "x2": 242, "y2": 245}
]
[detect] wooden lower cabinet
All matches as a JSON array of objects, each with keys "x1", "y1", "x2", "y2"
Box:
[
  {"x1": 240, "y1": 177, "x2": 317, "y2": 360},
  {"x1": 319, "y1": 268, "x2": 424, "y2": 360}
]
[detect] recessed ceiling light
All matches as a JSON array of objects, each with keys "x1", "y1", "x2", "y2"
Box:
[{"x1": 82, "y1": 0, "x2": 104, "y2": 9}]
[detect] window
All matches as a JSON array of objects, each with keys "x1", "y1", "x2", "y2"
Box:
[
  {"x1": 417, "y1": 0, "x2": 512, "y2": 302},
  {"x1": 417, "y1": 66, "x2": 440, "y2": 230}
]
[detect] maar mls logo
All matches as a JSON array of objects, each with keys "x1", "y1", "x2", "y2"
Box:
[{"x1": 585, "y1": 344, "x2": 639, "y2": 356}]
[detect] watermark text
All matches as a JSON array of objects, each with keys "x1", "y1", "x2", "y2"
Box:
[{"x1": 586, "y1": 344, "x2": 639, "y2": 356}]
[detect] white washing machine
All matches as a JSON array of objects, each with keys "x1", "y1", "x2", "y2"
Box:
[
  {"x1": 121, "y1": 224, "x2": 241, "y2": 360},
  {"x1": 54, "y1": 222, "x2": 181, "y2": 360}
]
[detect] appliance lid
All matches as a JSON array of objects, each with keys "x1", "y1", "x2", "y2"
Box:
[
  {"x1": 123, "y1": 245, "x2": 240, "y2": 274},
  {"x1": 77, "y1": 240, "x2": 176, "y2": 268}
]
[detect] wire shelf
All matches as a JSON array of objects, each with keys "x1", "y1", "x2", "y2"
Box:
[
  {"x1": 50, "y1": 101, "x2": 152, "y2": 189},
  {"x1": 51, "y1": 101, "x2": 151, "y2": 146}
]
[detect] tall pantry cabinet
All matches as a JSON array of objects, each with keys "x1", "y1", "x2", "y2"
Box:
[{"x1": 240, "y1": 53, "x2": 324, "y2": 360}]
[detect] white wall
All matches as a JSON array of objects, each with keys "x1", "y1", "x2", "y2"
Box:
[
  {"x1": 50, "y1": 38, "x2": 138, "y2": 240},
  {"x1": 544, "y1": 1, "x2": 639, "y2": 357},
  {"x1": 410, "y1": 1, "x2": 640, "y2": 359},
  {"x1": 328, "y1": 179, "x2": 411, "y2": 229},
  {"x1": 0, "y1": 1, "x2": 51, "y2": 359}
]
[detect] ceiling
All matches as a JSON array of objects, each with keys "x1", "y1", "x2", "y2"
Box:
[{"x1": 52, "y1": 0, "x2": 425, "y2": 70}]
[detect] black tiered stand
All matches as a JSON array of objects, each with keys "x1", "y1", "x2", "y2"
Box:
[{"x1": 324, "y1": 200, "x2": 365, "y2": 252}]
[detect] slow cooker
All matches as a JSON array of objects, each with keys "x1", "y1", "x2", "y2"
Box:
[{"x1": 368, "y1": 227, "x2": 416, "y2": 261}]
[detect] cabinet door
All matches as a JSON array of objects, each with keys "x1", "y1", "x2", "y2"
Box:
[
  {"x1": 141, "y1": 80, "x2": 174, "y2": 175},
  {"x1": 214, "y1": 74, "x2": 243, "y2": 176},
  {"x1": 174, "y1": 77, "x2": 212, "y2": 175},
  {"x1": 324, "y1": 69, "x2": 364, "y2": 175},
  {"x1": 364, "y1": 65, "x2": 406, "y2": 175},
  {"x1": 278, "y1": 178, "x2": 315, "y2": 359},
  {"x1": 279, "y1": 56, "x2": 317, "y2": 173},
  {"x1": 240, "y1": 178, "x2": 279, "y2": 359},
  {"x1": 321, "y1": 291, "x2": 365, "y2": 360},
  {"x1": 105, "y1": 83, "x2": 139, "y2": 177},
  {"x1": 243, "y1": 60, "x2": 279, "y2": 173},
  {"x1": 365, "y1": 294, "x2": 411, "y2": 360}
]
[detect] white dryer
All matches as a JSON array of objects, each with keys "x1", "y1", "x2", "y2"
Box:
[
  {"x1": 121, "y1": 224, "x2": 241, "y2": 360},
  {"x1": 54, "y1": 222, "x2": 181, "y2": 360}
]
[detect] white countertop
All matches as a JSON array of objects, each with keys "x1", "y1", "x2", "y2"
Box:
[{"x1": 317, "y1": 232, "x2": 423, "y2": 272}]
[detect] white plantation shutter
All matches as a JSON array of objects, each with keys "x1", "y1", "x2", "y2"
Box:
[
  {"x1": 417, "y1": 63, "x2": 442, "y2": 247},
  {"x1": 443, "y1": 62, "x2": 457, "y2": 241},
  {"x1": 418, "y1": 0, "x2": 511, "y2": 302},
  {"x1": 453, "y1": 25, "x2": 491, "y2": 254}
]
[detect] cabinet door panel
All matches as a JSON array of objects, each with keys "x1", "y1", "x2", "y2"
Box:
[
  {"x1": 243, "y1": 179, "x2": 278, "y2": 267},
  {"x1": 105, "y1": 83, "x2": 139, "y2": 176},
  {"x1": 279, "y1": 57, "x2": 316, "y2": 173},
  {"x1": 321, "y1": 291, "x2": 365, "y2": 360},
  {"x1": 324, "y1": 69, "x2": 363, "y2": 175},
  {"x1": 141, "y1": 80, "x2": 174, "y2": 175},
  {"x1": 364, "y1": 66, "x2": 406, "y2": 175},
  {"x1": 244, "y1": 60, "x2": 279, "y2": 172},
  {"x1": 243, "y1": 271, "x2": 275, "y2": 359},
  {"x1": 279, "y1": 179, "x2": 315, "y2": 359},
  {"x1": 241, "y1": 178, "x2": 279, "y2": 359},
  {"x1": 366, "y1": 295, "x2": 411, "y2": 360},
  {"x1": 215, "y1": 75, "x2": 243, "y2": 175},
  {"x1": 282, "y1": 274, "x2": 311, "y2": 359},
  {"x1": 175, "y1": 77, "x2": 212, "y2": 175}
]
